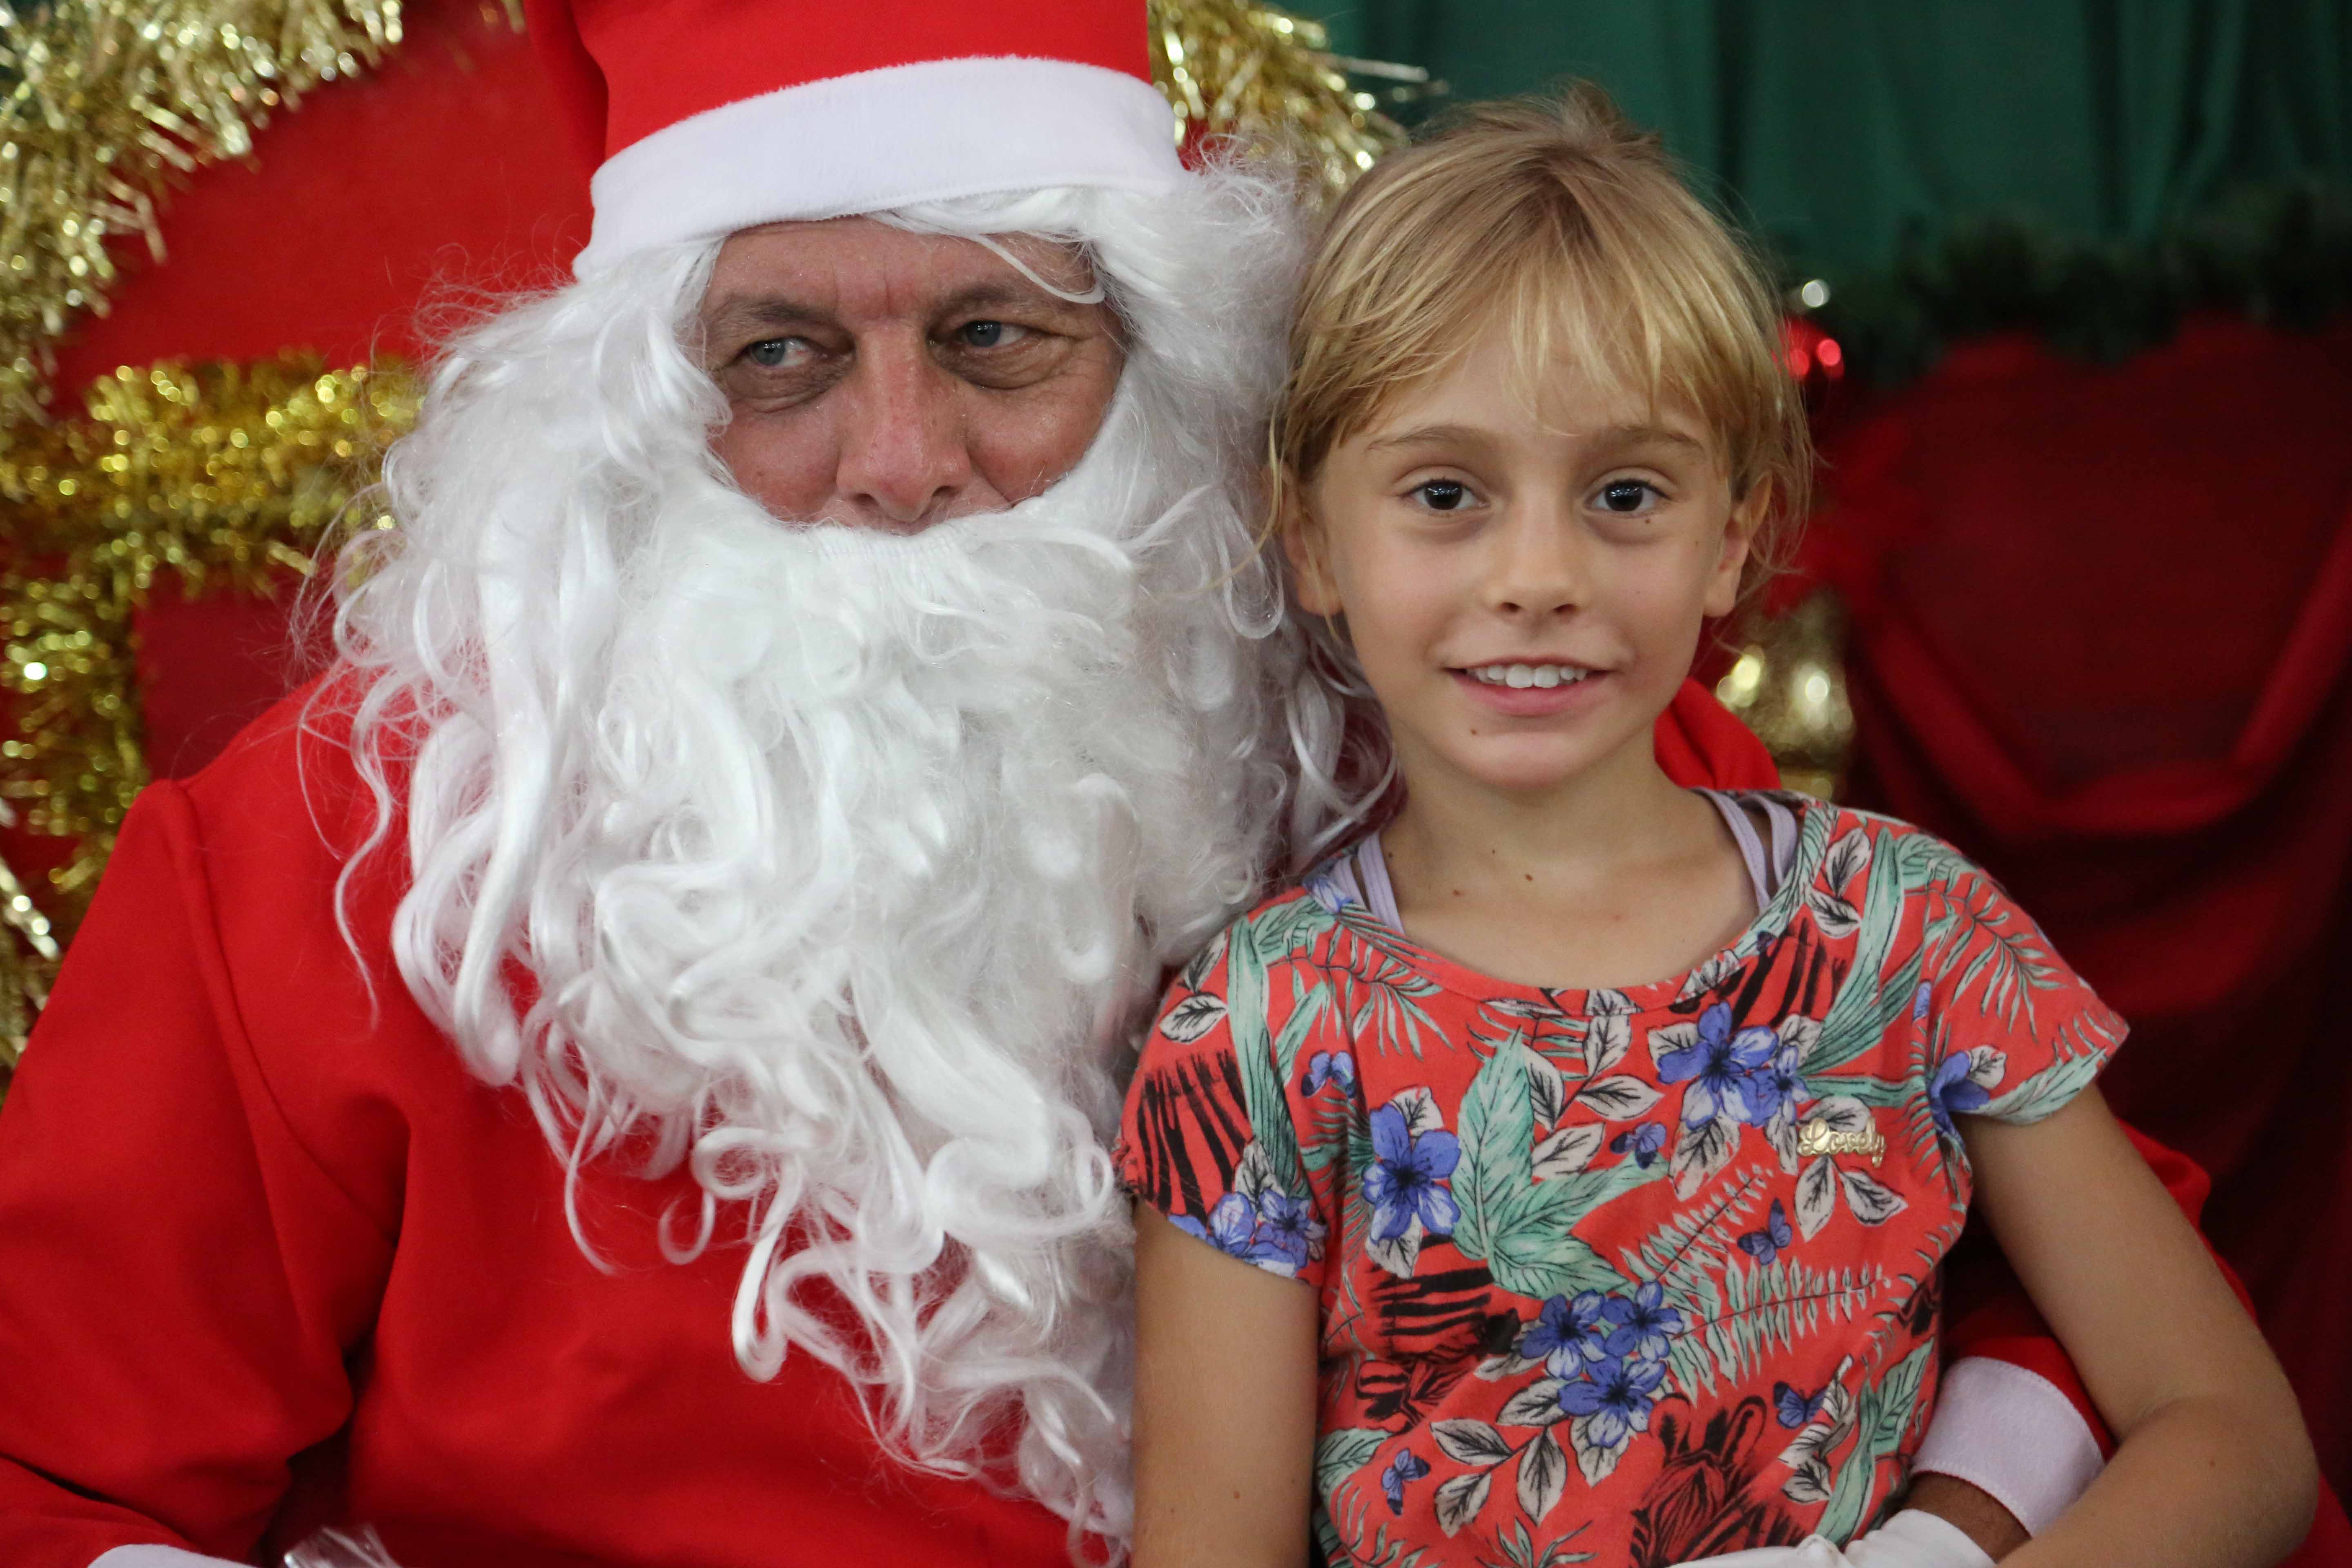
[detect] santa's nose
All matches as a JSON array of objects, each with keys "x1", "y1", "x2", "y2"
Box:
[{"x1": 831, "y1": 340, "x2": 981, "y2": 531}]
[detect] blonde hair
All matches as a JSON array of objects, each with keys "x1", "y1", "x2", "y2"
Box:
[
  {"x1": 1263, "y1": 84, "x2": 1813, "y2": 861},
  {"x1": 1273, "y1": 83, "x2": 1811, "y2": 608}
]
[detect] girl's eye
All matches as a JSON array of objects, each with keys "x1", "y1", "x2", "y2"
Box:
[
  {"x1": 743, "y1": 338, "x2": 806, "y2": 368},
  {"x1": 1595, "y1": 479, "x2": 1659, "y2": 514},
  {"x1": 1415, "y1": 480, "x2": 1472, "y2": 512}
]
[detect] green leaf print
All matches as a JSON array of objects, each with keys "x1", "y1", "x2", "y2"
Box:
[
  {"x1": 1488, "y1": 1209, "x2": 1630, "y2": 1300},
  {"x1": 1816, "y1": 1379, "x2": 1886, "y2": 1543},
  {"x1": 1316, "y1": 1425, "x2": 1390, "y2": 1501},
  {"x1": 1811, "y1": 1074, "x2": 1911, "y2": 1109},
  {"x1": 1452, "y1": 1041, "x2": 1537, "y2": 1261},
  {"x1": 1868, "y1": 1341, "x2": 1935, "y2": 1452},
  {"x1": 1806, "y1": 822, "x2": 1919, "y2": 1081},
  {"x1": 1481, "y1": 1158, "x2": 1662, "y2": 1301},
  {"x1": 1697, "y1": 1258, "x2": 1878, "y2": 1392},
  {"x1": 1816, "y1": 1341, "x2": 1936, "y2": 1542},
  {"x1": 1982, "y1": 1035, "x2": 2112, "y2": 1125},
  {"x1": 1226, "y1": 913, "x2": 1328, "y2": 1195},
  {"x1": 1811, "y1": 829, "x2": 1929, "y2": 1076},
  {"x1": 1452, "y1": 1039, "x2": 1667, "y2": 1299}
]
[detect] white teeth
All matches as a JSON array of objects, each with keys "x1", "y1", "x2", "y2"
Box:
[{"x1": 1469, "y1": 663, "x2": 1589, "y2": 688}]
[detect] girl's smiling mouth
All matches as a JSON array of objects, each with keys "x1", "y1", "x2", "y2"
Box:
[{"x1": 1447, "y1": 662, "x2": 1611, "y2": 715}]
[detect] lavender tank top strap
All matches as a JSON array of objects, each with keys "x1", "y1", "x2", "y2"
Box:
[
  {"x1": 1698, "y1": 788, "x2": 1776, "y2": 911},
  {"x1": 1354, "y1": 832, "x2": 1405, "y2": 930}
]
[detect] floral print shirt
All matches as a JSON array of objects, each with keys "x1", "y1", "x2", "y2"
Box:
[{"x1": 1115, "y1": 795, "x2": 2124, "y2": 1568}]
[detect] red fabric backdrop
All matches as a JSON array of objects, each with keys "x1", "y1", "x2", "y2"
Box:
[
  {"x1": 0, "y1": 0, "x2": 591, "y2": 897},
  {"x1": 7, "y1": 0, "x2": 2348, "y2": 1513},
  {"x1": 1810, "y1": 315, "x2": 2352, "y2": 1488}
]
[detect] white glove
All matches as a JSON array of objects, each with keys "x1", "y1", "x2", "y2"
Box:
[
  {"x1": 91, "y1": 1525, "x2": 409, "y2": 1568},
  {"x1": 281, "y1": 1527, "x2": 408, "y2": 1568},
  {"x1": 1671, "y1": 1509, "x2": 1998, "y2": 1568}
]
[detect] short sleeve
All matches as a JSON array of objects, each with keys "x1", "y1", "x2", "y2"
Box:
[
  {"x1": 1918, "y1": 854, "x2": 2127, "y2": 1128},
  {"x1": 1115, "y1": 917, "x2": 1338, "y2": 1290}
]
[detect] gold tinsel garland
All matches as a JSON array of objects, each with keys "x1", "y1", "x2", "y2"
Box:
[
  {"x1": 0, "y1": 0, "x2": 1411, "y2": 1085},
  {"x1": 0, "y1": 356, "x2": 414, "y2": 1080},
  {"x1": 0, "y1": 0, "x2": 405, "y2": 425},
  {"x1": 1146, "y1": 0, "x2": 1403, "y2": 194}
]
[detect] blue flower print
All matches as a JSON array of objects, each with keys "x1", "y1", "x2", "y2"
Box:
[
  {"x1": 1363, "y1": 1104, "x2": 1461, "y2": 1242},
  {"x1": 1656, "y1": 1002, "x2": 1780, "y2": 1127},
  {"x1": 1303, "y1": 862, "x2": 1354, "y2": 915},
  {"x1": 1558, "y1": 1354, "x2": 1667, "y2": 1448},
  {"x1": 1610, "y1": 1123, "x2": 1667, "y2": 1168},
  {"x1": 1747, "y1": 1035, "x2": 1813, "y2": 1126},
  {"x1": 1252, "y1": 1188, "x2": 1328, "y2": 1272},
  {"x1": 1302, "y1": 1050, "x2": 1357, "y2": 1096},
  {"x1": 1171, "y1": 1192, "x2": 1261, "y2": 1260},
  {"x1": 1516, "y1": 1291, "x2": 1612, "y2": 1374},
  {"x1": 1381, "y1": 1448, "x2": 1430, "y2": 1514},
  {"x1": 1601, "y1": 1281, "x2": 1687, "y2": 1363},
  {"x1": 1928, "y1": 1051, "x2": 1991, "y2": 1138}
]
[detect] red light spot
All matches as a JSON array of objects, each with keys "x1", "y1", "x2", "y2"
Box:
[
  {"x1": 1784, "y1": 343, "x2": 1812, "y2": 377},
  {"x1": 1816, "y1": 337, "x2": 1844, "y2": 372}
]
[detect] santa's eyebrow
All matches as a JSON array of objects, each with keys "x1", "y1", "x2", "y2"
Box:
[
  {"x1": 700, "y1": 278, "x2": 1088, "y2": 347},
  {"x1": 701, "y1": 296, "x2": 839, "y2": 338}
]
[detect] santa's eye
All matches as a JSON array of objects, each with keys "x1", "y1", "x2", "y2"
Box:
[
  {"x1": 743, "y1": 338, "x2": 808, "y2": 368},
  {"x1": 957, "y1": 320, "x2": 1027, "y2": 349},
  {"x1": 1415, "y1": 480, "x2": 1472, "y2": 512}
]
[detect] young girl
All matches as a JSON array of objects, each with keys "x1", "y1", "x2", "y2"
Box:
[{"x1": 1115, "y1": 91, "x2": 2316, "y2": 1568}]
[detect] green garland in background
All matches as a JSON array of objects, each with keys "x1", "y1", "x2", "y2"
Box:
[{"x1": 1807, "y1": 178, "x2": 2352, "y2": 388}]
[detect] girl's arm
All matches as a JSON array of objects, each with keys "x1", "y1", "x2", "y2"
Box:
[
  {"x1": 1131, "y1": 1204, "x2": 1322, "y2": 1568},
  {"x1": 1965, "y1": 1085, "x2": 2317, "y2": 1568}
]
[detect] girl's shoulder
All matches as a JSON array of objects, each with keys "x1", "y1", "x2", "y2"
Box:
[{"x1": 1728, "y1": 790, "x2": 1999, "y2": 900}]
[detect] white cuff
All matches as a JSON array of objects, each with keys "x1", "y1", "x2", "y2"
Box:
[
  {"x1": 1911, "y1": 1356, "x2": 2105, "y2": 1535},
  {"x1": 1850, "y1": 1510, "x2": 1997, "y2": 1568},
  {"x1": 93, "y1": 1548, "x2": 245, "y2": 1568}
]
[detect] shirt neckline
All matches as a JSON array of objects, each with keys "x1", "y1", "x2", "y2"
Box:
[{"x1": 1309, "y1": 789, "x2": 1823, "y2": 1015}]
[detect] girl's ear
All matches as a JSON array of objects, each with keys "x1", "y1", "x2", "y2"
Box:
[
  {"x1": 1281, "y1": 482, "x2": 1344, "y2": 617},
  {"x1": 1703, "y1": 479, "x2": 1769, "y2": 620}
]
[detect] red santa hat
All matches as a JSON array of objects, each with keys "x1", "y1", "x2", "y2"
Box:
[{"x1": 527, "y1": 0, "x2": 1186, "y2": 276}]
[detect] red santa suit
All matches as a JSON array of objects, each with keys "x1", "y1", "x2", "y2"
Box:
[{"x1": 0, "y1": 690, "x2": 1089, "y2": 1567}]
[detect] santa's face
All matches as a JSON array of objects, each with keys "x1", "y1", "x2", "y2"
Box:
[{"x1": 699, "y1": 219, "x2": 1126, "y2": 532}]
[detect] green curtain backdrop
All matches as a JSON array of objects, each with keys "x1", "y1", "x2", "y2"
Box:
[{"x1": 1321, "y1": 1, "x2": 2352, "y2": 281}]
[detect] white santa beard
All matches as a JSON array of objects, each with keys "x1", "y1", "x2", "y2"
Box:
[
  {"x1": 332, "y1": 172, "x2": 1318, "y2": 1543},
  {"x1": 388, "y1": 392, "x2": 1244, "y2": 1535}
]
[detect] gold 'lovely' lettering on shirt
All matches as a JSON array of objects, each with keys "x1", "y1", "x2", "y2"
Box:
[{"x1": 1796, "y1": 1119, "x2": 1886, "y2": 1165}]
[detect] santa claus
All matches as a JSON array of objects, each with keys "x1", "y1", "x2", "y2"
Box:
[{"x1": 0, "y1": 2, "x2": 2305, "y2": 1567}]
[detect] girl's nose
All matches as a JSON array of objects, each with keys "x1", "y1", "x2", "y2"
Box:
[{"x1": 1481, "y1": 503, "x2": 1588, "y2": 619}]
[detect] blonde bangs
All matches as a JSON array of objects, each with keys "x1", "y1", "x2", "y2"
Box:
[{"x1": 1276, "y1": 86, "x2": 1812, "y2": 592}]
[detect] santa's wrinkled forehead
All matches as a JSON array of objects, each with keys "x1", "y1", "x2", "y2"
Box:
[{"x1": 699, "y1": 222, "x2": 1105, "y2": 349}]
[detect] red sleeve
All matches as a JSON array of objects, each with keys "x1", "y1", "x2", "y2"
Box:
[
  {"x1": 0, "y1": 782, "x2": 394, "y2": 1568},
  {"x1": 1653, "y1": 679, "x2": 1781, "y2": 790}
]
